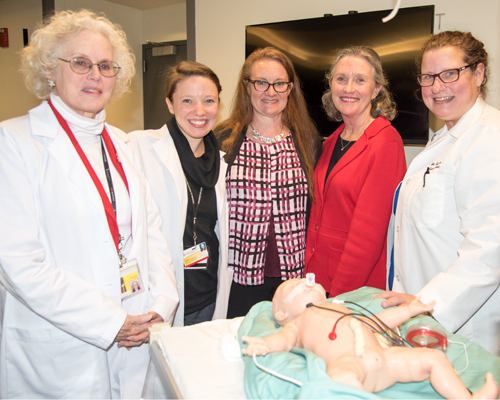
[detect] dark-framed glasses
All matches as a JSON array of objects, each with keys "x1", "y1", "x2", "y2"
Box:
[
  {"x1": 58, "y1": 57, "x2": 121, "y2": 77},
  {"x1": 247, "y1": 79, "x2": 291, "y2": 93},
  {"x1": 416, "y1": 64, "x2": 473, "y2": 87}
]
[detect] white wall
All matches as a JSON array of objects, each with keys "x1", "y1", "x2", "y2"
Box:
[
  {"x1": 143, "y1": 2, "x2": 186, "y2": 43},
  {"x1": 194, "y1": 0, "x2": 500, "y2": 163},
  {"x1": 0, "y1": 0, "x2": 43, "y2": 121},
  {"x1": 0, "y1": 0, "x2": 187, "y2": 132}
]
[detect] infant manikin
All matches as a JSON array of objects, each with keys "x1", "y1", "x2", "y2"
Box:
[{"x1": 242, "y1": 276, "x2": 498, "y2": 399}]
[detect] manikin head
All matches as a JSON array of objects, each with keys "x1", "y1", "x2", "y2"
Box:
[{"x1": 272, "y1": 276, "x2": 327, "y2": 326}]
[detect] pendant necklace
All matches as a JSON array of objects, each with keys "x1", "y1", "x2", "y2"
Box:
[
  {"x1": 340, "y1": 135, "x2": 354, "y2": 151},
  {"x1": 250, "y1": 124, "x2": 285, "y2": 144}
]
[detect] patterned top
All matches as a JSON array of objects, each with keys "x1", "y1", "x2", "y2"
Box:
[{"x1": 226, "y1": 135, "x2": 308, "y2": 285}]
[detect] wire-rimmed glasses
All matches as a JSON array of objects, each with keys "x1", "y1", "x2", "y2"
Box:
[
  {"x1": 247, "y1": 79, "x2": 291, "y2": 93},
  {"x1": 58, "y1": 57, "x2": 121, "y2": 77},
  {"x1": 416, "y1": 64, "x2": 473, "y2": 87}
]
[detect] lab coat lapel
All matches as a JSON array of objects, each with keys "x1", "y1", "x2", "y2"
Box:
[
  {"x1": 39, "y1": 109, "x2": 108, "y2": 227},
  {"x1": 405, "y1": 101, "x2": 485, "y2": 178},
  {"x1": 106, "y1": 125, "x2": 141, "y2": 239},
  {"x1": 216, "y1": 151, "x2": 228, "y2": 222},
  {"x1": 152, "y1": 131, "x2": 187, "y2": 212}
]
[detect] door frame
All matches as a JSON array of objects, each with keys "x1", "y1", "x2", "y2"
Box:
[{"x1": 142, "y1": 40, "x2": 187, "y2": 129}]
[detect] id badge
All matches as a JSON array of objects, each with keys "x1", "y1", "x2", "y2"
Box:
[
  {"x1": 183, "y1": 242, "x2": 209, "y2": 270},
  {"x1": 120, "y1": 259, "x2": 144, "y2": 300}
]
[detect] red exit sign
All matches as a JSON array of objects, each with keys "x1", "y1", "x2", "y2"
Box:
[{"x1": 0, "y1": 28, "x2": 8, "y2": 47}]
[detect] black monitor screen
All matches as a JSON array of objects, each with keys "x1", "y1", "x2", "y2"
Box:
[{"x1": 246, "y1": 6, "x2": 434, "y2": 144}]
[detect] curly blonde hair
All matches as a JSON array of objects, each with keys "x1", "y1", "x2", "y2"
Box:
[
  {"x1": 21, "y1": 9, "x2": 135, "y2": 99},
  {"x1": 322, "y1": 46, "x2": 397, "y2": 122}
]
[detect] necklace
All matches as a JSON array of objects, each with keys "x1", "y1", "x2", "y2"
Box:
[
  {"x1": 340, "y1": 136, "x2": 354, "y2": 151},
  {"x1": 250, "y1": 124, "x2": 285, "y2": 144}
]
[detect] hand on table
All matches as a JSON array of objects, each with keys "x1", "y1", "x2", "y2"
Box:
[{"x1": 115, "y1": 312, "x2": 164, "y2": 348}]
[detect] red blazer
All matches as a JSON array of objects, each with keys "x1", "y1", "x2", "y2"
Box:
[{"x1": 305, "y1": 117, "x2": 406, "y2": 296}]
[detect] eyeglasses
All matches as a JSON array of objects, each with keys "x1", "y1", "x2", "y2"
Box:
[
  {"x1": 58, "y1": 57, "x2": 121, "y2": 77},
  {"x1": 416, "y1": 64, "x2": 473, "y2": 87},
  {"x1": 247, "y1": 79, "x2": 291, "y2": 93}
]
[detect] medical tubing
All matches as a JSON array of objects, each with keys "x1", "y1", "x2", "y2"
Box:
[
  {"x1": 447, "y1": 340, "x2": 469, "y2": 374},
  {"x1": 331, "y1": 300, "x2": 392, "y2": 334},
  {"x1": 311, "y1": 304, "x2": 396, "y2": 344},
  {"x1": 334, "y1": 312, "x2": 396, "y2": 344},
  {"x1": 252, "y1": 353, "x2": 303, "y2": 387},
  {"x1": 341, "y1": 300, "x2": 415, "y2": 347},
  {"x1": 310, "y1": 303, "x2": 411, "y2": 347}
]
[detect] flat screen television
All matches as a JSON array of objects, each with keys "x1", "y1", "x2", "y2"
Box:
[{"x1": 246, "y1": 6, "x2": 435, "y2": 144}]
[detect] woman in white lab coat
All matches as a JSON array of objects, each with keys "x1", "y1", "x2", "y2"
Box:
[
  {"x1": 377, "y1": 31, "x2": 500, "y2": 355},
  {"x1": 0, "y1": 10, "x2": 179, "y2": 398},
  {"x1": 130, "y1": 61, "x2": 231, "y2": 327}
]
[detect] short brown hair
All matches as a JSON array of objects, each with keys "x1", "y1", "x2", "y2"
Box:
[
  {"x1": 165, "y1": 61, "x2": 221, "y2": 101},
  {"x1": 416, "y1": 31, "x2": 489, "y2": 97}
]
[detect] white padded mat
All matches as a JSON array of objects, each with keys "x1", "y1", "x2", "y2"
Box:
[{"x1": 159, "y1": 317, "x2": 246, "y2": 399}]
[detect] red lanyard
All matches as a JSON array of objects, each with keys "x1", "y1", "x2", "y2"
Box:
[{"x1": 48, "y1": 100, "x2": 129, "y2": 253}]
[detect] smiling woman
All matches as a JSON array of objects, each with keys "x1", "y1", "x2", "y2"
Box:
[
  {"x1": 165, "y1": 75, "x2": 219, "y2": 156},
  {"x1": 377, "y1": 31, "x2": 500, "y2": 356},
  {"x1": 0, "y1": 9, "x2": 179, "y2": 399},
  {"x1": 50, "y1": 29, "x2": 117, "y2": 118},
  {"x1": 330, "y1": 56, "x2": 382, "y2": 126},
  {"x1": 130, "y1": 61, "x2": 233, "y2": 330},
  {"x1": 216, "y1": 47, "x2": 321, "y2": 318},
  {"x1": 419, "y1": 46, "x2": 484, "y2": 129},
  {"x1": 305, "y1": 46, "x2": 406, "y2": 298}
]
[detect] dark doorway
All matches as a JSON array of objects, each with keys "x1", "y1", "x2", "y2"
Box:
[{"x1": 142, "y1": 40, "x2": 187, "y2": 130}]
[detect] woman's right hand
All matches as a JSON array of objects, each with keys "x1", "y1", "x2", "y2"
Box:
[{"x1": 114, "y1": 312, "x2": 162, "y2": 348}]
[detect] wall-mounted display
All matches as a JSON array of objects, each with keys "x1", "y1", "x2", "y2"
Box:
[{"x1": 246, "y1": 6, "x2": 435, "y2": 144}]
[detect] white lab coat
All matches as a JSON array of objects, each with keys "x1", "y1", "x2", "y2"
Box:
[
  {"x1": 0, "y1": 101, "x2": 179, "y2": 398},
  {"x1": 392, "y1": 97, "x2": 500, "y2": 355},
  {"x1": 130, "y1": 124, "x2": 231, "y2": 327}
]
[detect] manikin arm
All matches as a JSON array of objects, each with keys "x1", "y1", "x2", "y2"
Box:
[
  {"x1": 373, "y1": 296, "x2": 435, "y2": 329},
  {"x1": 374, "y1": 291, "x2": 417, "y2": 308},
  {"x1": 242, "y1": 324, "x2": 299, "y2": 356}
]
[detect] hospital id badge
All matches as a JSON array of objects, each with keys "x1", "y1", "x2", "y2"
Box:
[
  {"x1": 120, "y1": 259, "x2": 144, "y2": 300},
  {"x1": 183, "y1": 242, "x2": 209, "y2": 269}
]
